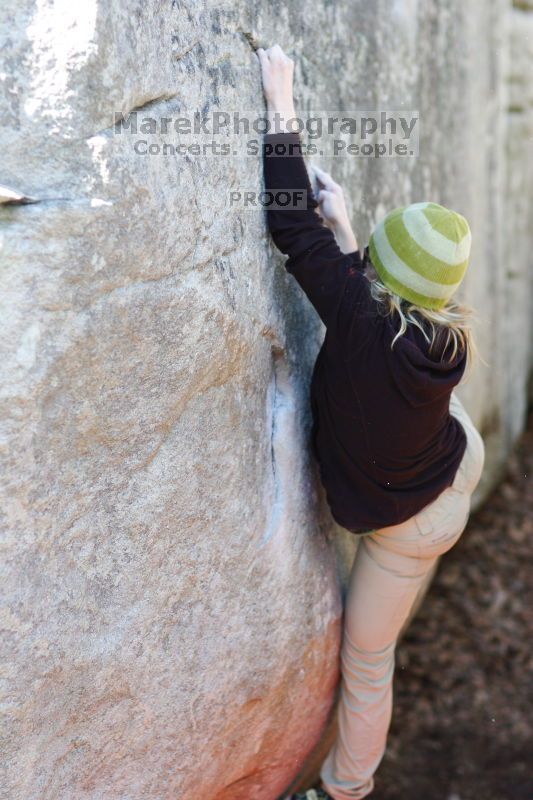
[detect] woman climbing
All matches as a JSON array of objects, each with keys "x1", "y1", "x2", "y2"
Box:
[{"x1": 256, "y1": 45, "x2": 486, "y2": 800}]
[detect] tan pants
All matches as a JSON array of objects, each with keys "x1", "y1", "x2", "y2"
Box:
[{"x1": 319, "y1": 392, "x2": 486, "y2": 799}]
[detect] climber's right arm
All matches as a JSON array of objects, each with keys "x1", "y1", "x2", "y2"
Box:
[{"x1": 263, "y1": 131, "x2": 365, "y2": 329}]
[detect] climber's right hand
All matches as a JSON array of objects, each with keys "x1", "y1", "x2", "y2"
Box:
[{"x1": 310, "y1": 166, "x2": 349, "y2": 227}]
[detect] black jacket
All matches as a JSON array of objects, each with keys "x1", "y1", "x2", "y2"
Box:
[{"x1": 263, "y1": 131, "x2": 467, "y2": 533}]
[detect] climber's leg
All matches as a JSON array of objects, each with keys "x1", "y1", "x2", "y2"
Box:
[{"x1": 319, "y1": 481, "x2": 473, "y2": 799}]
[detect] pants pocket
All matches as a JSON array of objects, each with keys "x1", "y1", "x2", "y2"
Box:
[{"x1": 413, "y1": 486, "x2": 470, "y2": 556}]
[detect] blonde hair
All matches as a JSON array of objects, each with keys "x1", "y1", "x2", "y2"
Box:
[{"x1": 366, "y1": 268, "x2": 485, "y2": 382}]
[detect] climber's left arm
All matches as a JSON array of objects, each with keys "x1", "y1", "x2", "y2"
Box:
[{"x1": 257, "y1": 45, "x2": 366, "y2": 329}]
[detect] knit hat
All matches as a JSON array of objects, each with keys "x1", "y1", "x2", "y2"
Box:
[{"x1": 368, "y1": 202, "x2": 472, "y2": 311}]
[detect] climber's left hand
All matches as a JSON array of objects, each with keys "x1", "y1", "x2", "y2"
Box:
[{"x1": 256, "y1": 44, "x2": 296, "y2": 132}]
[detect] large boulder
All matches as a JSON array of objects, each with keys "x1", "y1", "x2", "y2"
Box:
[{"x1": 1, "y1": 1, "x2": 531, "y2": 798}]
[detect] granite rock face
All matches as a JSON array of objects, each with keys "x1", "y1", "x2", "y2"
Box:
[{"x1": 1, "y1": 1, "x2": 532, "y2": 799}]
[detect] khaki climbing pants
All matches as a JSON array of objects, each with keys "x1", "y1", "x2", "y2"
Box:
[{"x1": 319, "y1": 392, "x2": 486, "y2": 800}]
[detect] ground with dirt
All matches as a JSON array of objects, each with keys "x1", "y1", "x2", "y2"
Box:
[{"x1": 376, "y1": 404, "x2": 533, "y2": 800}]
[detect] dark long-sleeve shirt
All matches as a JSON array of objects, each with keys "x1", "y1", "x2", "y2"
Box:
[{"x1": 263, "y1": 131, "x2": 468, "y2": 534}]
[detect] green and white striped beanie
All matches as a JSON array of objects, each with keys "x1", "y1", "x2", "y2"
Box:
[{"x1": 368, "y1": 202, "x2": 472, "y2": 311}]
